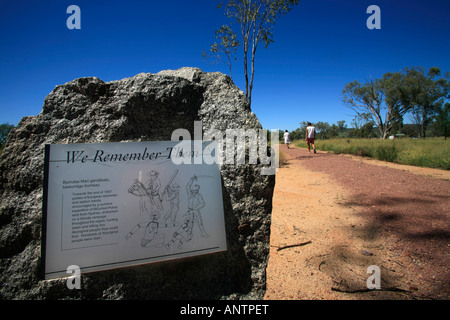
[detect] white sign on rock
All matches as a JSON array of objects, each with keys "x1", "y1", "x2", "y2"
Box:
[{"x1": 42, "y1": 141, "x2": 226, "y2": 279}]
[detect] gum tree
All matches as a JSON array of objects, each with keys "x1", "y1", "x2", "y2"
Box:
[
  {"x1": 202, "y1": 25, "x2": 240, "y2": 82},
  {"x1": 342, "y1": 67, "x2": 449, "y2": 139},
  {"x1": 435, "y1": 102, "x2": 449, "y2": 139},
  {"x1": 342, "y1": 78, "x2": 394, "y2": 139},
  {"x1": 403, "y1": 67, "x2": 449, "y2": 138},
  {"x1": 211, "y1": 0, "x2": 300, "y2": 108},
  {"x1": 342, "y1": 72, "x2": 411, "y2": 139}
]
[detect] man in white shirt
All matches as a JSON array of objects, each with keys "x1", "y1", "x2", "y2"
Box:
[
  {"x1": 283, "y1": 130, "x2": 290, "y2": 148},
  {"x1": 305, "y1": 122, "x2": 317, "y2": 154}
]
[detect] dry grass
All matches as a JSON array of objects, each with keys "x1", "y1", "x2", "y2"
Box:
[{"x1": 295, "y1": 138, "x2": 450, "y2": 170}]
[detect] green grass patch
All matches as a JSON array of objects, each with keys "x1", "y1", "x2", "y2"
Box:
[{"x1": 294, "y1": 138, "x2": 450, "y2": 170}]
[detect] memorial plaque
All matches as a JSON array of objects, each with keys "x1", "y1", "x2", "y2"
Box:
[{"x1": 41, "y1": 141, "x2": 226, "y2": 279}]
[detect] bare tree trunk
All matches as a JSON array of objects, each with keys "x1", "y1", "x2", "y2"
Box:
[
  {"x1": 421, "y1": 108, "x2": 426, "y2": 138},
  {"x1": 248, "y1": 42, "x2": 257, "y2": 109},
  {"x1": 243, "y1": 46, "x2": 249, "y2": 100},
  {"x1": 227, "y1": 54, "x2": 233, "y2": 82},
  {"x1": 240, "y1": 9, "x2": 250, "y2": 101}
]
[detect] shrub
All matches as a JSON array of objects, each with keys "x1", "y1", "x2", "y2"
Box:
[{"x1": 375, "y1": 143, "x2": 398, "y2": 162}]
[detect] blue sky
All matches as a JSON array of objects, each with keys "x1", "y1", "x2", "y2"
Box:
[{"x1": 1, "y1": 0, "x2": 449, "y2": 131}]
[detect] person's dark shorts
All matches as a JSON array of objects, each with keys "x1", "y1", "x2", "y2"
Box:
[{"x1": 306, "y1": 138, "x2": 315, "y2": 144}]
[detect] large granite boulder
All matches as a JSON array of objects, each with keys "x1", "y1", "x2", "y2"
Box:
[{"x1": 0, "y1": 67, "x2": 275, "y2": 299}]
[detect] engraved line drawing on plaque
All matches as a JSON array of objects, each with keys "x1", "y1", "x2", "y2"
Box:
[{"x1": 126, "y1": 170, "x2": 213, "y2": 250}]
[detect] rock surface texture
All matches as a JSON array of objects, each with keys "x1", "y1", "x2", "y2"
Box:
[{"x1": 0, "y1": 67, "x2": 274, "y2": 299}]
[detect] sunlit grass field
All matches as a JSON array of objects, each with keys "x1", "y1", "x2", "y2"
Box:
[{"x1": 294, "y1": 138, "x2": 450, "y2": 170}]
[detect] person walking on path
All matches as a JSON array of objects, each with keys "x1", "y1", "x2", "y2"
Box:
[
  {"x1": 283, "y1": 130, "x2": 291, "y2": 149},
  {"x1": 305, "y1": 122, "x2": 316, "y2": 154}
]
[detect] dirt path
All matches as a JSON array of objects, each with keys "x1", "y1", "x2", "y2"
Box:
[{"x1": 264, "y1": 146, "x2": 450, "y2": 300}]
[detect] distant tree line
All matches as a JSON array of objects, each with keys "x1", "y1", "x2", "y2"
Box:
[
  {"x1": 283, "y1": 108, "x2": 449, "y2": 142},
  {"x1": 282, "y1": 121, "x2": 348, "y2": 141}
]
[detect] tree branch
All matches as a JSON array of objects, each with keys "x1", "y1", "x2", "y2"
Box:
[{"x1": 276, "y1": 240, "x2": 312, "y2": 252}]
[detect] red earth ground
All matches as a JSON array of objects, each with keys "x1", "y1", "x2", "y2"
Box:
[{"x1": 264, "y1": 145, "x2": 449, "y2": 300}]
